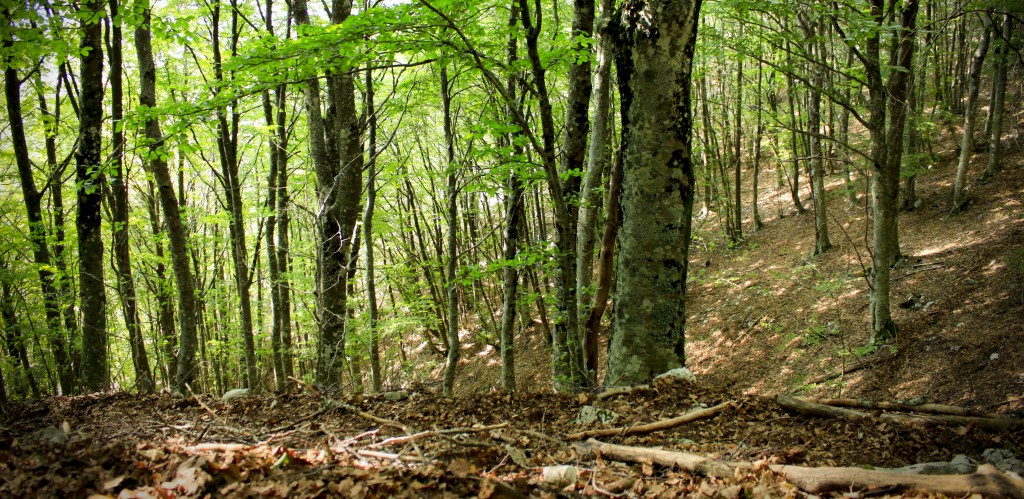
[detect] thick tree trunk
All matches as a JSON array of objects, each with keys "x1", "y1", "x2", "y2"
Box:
[
  {"x1": 868, "y1": 0, "x2": 918, "y2": 344},
  {"x1": 952, "y1": 15, "x2": 991, "y2": 211},
  {"x1": 136, "y1": 0, "x2": 199, "y2": 393},
  {"x1": 607, "y1": 0, "x2": 701, "y2": 386},
  {"x1": 107, "y1": 0, "x2": 153, "y2": 392},
  {"x1": 77, "y1": 0, "x2": 109, "y2": 392}
]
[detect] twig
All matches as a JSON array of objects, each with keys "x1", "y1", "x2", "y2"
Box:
[
  {"x1": 368, "y1": 422, "x2": 509, "y2": 448},
  {"x1": 565, "y1": 401, "x2": 732, "y2": 440},
  {"x1": 896, "y1": 264, "x2": 944, "y2": 280}
]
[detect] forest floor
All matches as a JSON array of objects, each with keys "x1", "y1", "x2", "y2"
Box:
[{"x1": 3, "y1": 115, "x2": 1024, "y2": 496}]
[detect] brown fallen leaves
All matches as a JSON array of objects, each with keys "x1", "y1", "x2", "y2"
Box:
[{"x1": 1, "y1": 378, "x2": 1021, "y2": 497}]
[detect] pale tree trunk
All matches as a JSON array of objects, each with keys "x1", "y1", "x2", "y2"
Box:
[
  {"x1": 985, "y1": 14, "x2": 1011, "y2": 179},
  {"x1": 607, "y1": 0, "x2": 701, "y2": 386},
  {"x1": 441, "y1": 66, "x2": 460, "y2": 397},
  {"x1": 78, "y1": 0, "x2": 109, "y2": 392},
  {"x1": 577, "y1": 0, "x2": 612, "y2": 380},
  {"x1": 952, "y1": 14, "x2": 991, "y2": 211},
  {"x1": 107, "y1": 0, "x2": 153, "y2": 392},
  {"x1": 867, "y1": 0, "x2": 918, "y2": 344},
  {"x1": 731, "y1": 37, "x2": 743, "y2": 243},
  {"x1": 803, "y1": 15, "x2": 831, "y2": 255},
  {"x1": 136, "y1": 0, "x2": 199, "y2": 393}
]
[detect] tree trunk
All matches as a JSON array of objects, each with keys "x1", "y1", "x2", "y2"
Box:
[
  {"x1": 868, "y1": 0, "x2": 918, "y2": 344},
  {"x1": 77, "y1": 0, "x2": 109, "y2": 392},
  {"x1": 0, "y1": 272, "x2": 41, "y2": 398},
  {"x1": 985, "y1": 15, "x2": 1010, "y2": 178},
  {"x1": 3, "y1": 16, "x2": 76, "y2": 396},
  {"x1": 731, "y1": 43, "x2": 743, "y2": 243},
  {"x1": 607, "y1": 0, "x2": 701, "y2": 386},
  {"x1": 804, "y1": 16, "x2": 831, "y2": 255},
  {"x1": 441, "y1": 66, "x2": 460, "y2": 397},
  {"x1": 752, "y1": 58, "x2": 764, "y2": 231},
  {"x1": 518, "y1": 0, "x2": 589, "y2": 391},
  {"x1": 135, "y1": 0, "x2": 199, "y2": 393},
  {"x1": 952, "y1": 14, "x2": 991, "y2": 211},
  {"x1": 500, "y1": 3, "x2": 524, "y2": 392},
  {"x1": 576, "y1": 0, "x2": 613, "y2": 380},
  {"x1": 364, "y1": 64, "x2": 382, "y2": 393},
  {"x1": 107, "y1": 0, "x2": 153, "y2": 392}
]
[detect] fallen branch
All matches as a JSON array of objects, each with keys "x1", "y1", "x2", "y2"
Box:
[
  {"x1": 776, "y1": 395, "x2": 1024, "y2": 431},
  {"x1": 565, "y1": 401, "x2": 731, "y2": 441},
  {"x1": 795, "y1": 396, "x2": 1019, "y2": 420},
  {"x1": 369, "y1": 422, "x2": 509, "y2": 448},
  {"x1": 596, "y1": 385, "x2": 650, "y2": 401},
  {"x1": 576, "y1": 439, "x2": 1024, "y2": 498}
]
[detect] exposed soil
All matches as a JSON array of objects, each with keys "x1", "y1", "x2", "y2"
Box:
[{"x1": 4, "y1": 95, "x2": 1024, "y2": 499}]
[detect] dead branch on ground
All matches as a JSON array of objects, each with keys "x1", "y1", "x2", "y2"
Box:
[{"x1": 565, "y1": 401, "x2": 731, "y2": 440}]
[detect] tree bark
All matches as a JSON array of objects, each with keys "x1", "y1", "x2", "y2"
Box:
[
  {"x1": 985, "y1": 14, "x2": 1010, "y2": 178},
  {"x1": 77, "y1": 0, "x2": 109, "y2": 392},
  {"x1": 107, "y1": 0, "x2": 153, "y2": 392},
  {"x1": 3, "y1": 16, "x2": 76, "y2": 396},
  {"x1": 364, "y1": 64, "x2": 382, "y2": 393},
  {"x1": 441, "y1": 66, "x2": 460, "y2": 397},
  {"x1": 952, "y1": 14, "x2": 991, "y2": 211},
  {"x1": 135, "y1": 0, "x2": 199, "y2": 394},
  {"x1": 607, "y1": 0, "x2": 701, "y2": 386},
  {"x1": 500, "y1": 3, "x2": 524, "y2": 392},
  {"x1": 803, "y1": 15, "x2": 831, "y2": 255}
]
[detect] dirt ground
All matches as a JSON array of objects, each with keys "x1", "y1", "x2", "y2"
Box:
[{"x1": 3, "y1": 376, "x2": 1023, "y2": 497}]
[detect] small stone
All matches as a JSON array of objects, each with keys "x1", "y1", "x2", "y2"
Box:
[
  {"x1": 575, "y1": 405, "x2": 618, "y2": 424},
  {"x1": 542, "y1": 465, "x2": 577, "y2": 488},
  {"x1": 983, "y1": 448, "x2": 1024, "y2": 474},
  {"x1": 221, "y1": 388, "x2": 251, "y2": 403},
  {"x1": 654, "y1": 367, "x2": 696, "y2": 382},
  {"x1": 36, "y1": 427, "x2": 67, "y2": 445},
  {"x1": 991, "y1": 353, "x2": 1000, "y2": 361},
  {"x1": 965, "y1": 278, "x2": 977, "y2": 285},
  {"x1": 383, "y1": 390, "x2": 409, "y2": 402}
]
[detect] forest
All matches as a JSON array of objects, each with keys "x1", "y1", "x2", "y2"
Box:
[{"x1": 2, "y1": 0, "x2": 1024, "y2": 496}]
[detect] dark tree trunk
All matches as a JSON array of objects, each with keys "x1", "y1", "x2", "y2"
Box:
[
  {"x1": 364, "y1": 64, "x2": 382, "y2": 393},
  {"x1": 607, "y1": 0, "x2": 701, "y2": 386},
  {"x1": 107, "y1": 0, "x2": 154, "y2": 393},
  {"x1": 136, "y1": 0, "x2": 199, "y2": 393},
  {"x1": 3, "y1": 17, "x2": 76, "y2": 396},
  {"x1": 77, "y1": 0, "x2": 110, "y2": 392}
]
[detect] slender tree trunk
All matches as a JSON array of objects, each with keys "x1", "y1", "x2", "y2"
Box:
[
  {"x1": 585, "y1": 145, "x2": 622, "y2": 360},
  {"x1": 3, "y1": 18, "x2": 76, "y2": 396},
  {"x1": 752, "y1": 58, "x2": 764, "y2": 231},
  {"x1": 607, "y1": 0, "x2": 701, "y2": 386},
  {"x1": 107, "y1": 0, "x2": 153, "y2": 392},
  {"x1": 77, "y1": 0, "x2": 109, "y2": 392},
  {"x1": 732, "y1": 41, "x2": 743, "y2": 243},
  {"x1": 440, "y1": 66, "x2": 460, "y2": 397},
  {"x1": 952, "y1": 15, "x2": 990, "y2": 211},
  {"x1": 0, "y1": 272, "x2": 41, "y2": 398},
  {"x1": 577, "y1": 0, "x2": 612, "y2": 379},
  {"x1": 364, "y1": 63, "x2": 382, "y2": 393},
  {"x1": 518, "y1": 0, "x2": 589, "y2": 391},
  {"x1": 136, "y1": 0, "x2": 199, "y2": 393},
  {"x1": 804, "y1": 16, "x2": 831, "y2": 255},
  {"x1": 985, "y1": 14, "x2": 1010, "y2": 178},
  {"x1": 784, "y1": 36, "x2": 806, "y2": 215}
]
